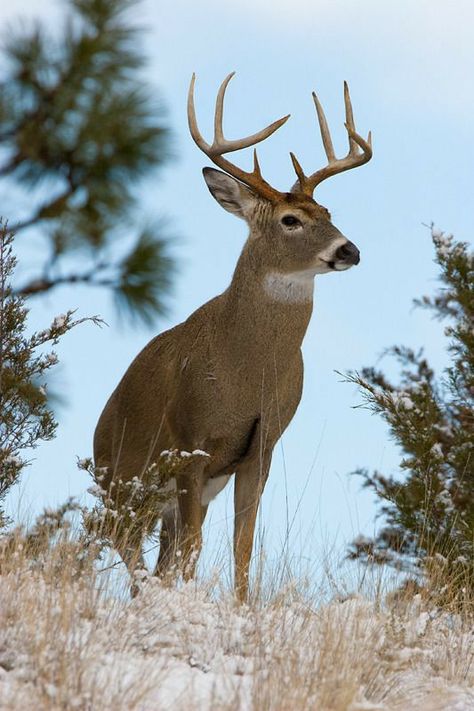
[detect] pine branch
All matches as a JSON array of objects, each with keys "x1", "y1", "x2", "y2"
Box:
[
  {"x1": 12, "y1": 188, "x2": 76, "y2": 233},
  {"x1": 16, "y1": 270, "x2": 105, "y2": 296},
  {"x1": 15, "y1": 226, "x2": 173, "y2": 325},
  {"x1": 0, "y1": 0, "x2": 173, "y2": 323}
]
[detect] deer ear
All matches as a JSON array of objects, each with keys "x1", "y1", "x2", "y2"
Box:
[{"x1": 202, "y1": 167, "x2": 257, "y2": 219}]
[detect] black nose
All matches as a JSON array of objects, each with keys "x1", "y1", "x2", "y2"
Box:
[{"x1": 335, "y1": 241, "x2": 360, "y2": 265}]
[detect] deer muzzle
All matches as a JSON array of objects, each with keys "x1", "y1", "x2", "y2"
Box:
[{"x1": 334, "y1": 240, "x2": 360, "y2": 266}]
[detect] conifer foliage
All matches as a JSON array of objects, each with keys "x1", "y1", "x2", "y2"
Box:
[
  {"x1": 0, "y1": 0, "x2": 173, "y2": 323},
  {"x1": 347, "y1": 228, "x2": 474, "y2": 592},
  {"x1": 0, "y1": 221, "x2": 100, "y2": 527}
]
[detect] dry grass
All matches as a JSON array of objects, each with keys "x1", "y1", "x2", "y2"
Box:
[{"x1": 0, "y1": 523, "x2": 473, "y2": 710}]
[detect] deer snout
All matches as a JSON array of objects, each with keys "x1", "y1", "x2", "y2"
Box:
[{"x1": 335, "y1": 241, "x2": 360, "y2": 265}]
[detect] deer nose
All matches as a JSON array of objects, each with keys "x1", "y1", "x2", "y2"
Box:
[{"x1": 335, "y1": 241, "x2": 360, "y2": 265}]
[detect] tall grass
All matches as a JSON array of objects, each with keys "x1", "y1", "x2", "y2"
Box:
[{"x1": 0, "y1": 514, "x2": 473, "y2": 710}]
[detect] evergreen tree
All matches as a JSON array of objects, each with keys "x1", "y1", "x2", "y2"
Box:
[
  {"x1": 0, "y1": 220, "x2": 100, "y2": 527},
  {"x1": 347, "y1": 227, "x2": 474, "y2": 597},
  {"x1": 0, "y1": 0, "x2": 173, "y2": 323}
]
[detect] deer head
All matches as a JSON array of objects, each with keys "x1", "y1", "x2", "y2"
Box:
[{"x1": 188, "y1": 73, "x2": 372, "y2": 290}]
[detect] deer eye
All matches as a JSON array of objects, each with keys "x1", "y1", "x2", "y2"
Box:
[{"x1": 281, "y1": 215, "x2": 302, "y2": 227}]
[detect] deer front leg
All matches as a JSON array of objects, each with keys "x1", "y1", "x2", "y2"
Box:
[
  {"x1": 176, "y1": 467, "x2": 205, "y2": 580},
  {"x1": 233, "y1": 455, "x2": 271, "y2": 603}
]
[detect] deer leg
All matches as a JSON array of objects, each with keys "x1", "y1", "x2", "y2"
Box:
[
  {"x1": 154, "y1": 506, "x2": 180, "y2": 578},
  {"x1": 116, "y1": 528, "x2": 146, "y2": 574},
  {"x1": 233, "y1": 454, "x2": 271, "y2": 603},
  {"x1": 154, "y1": 500, "x2": 209, "y2": 580},
  {"x1": 175, "y1": 466, "x2": 206, "y2": 581}
]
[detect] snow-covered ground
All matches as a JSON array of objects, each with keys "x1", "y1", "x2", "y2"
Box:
[{"x1": 1, "y1": 559, "x2": 474, "y2": 710}]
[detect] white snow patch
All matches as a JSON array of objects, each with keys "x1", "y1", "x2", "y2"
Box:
[{"x1": 51, "y1": 314, "x2": 68, "y2": 329}]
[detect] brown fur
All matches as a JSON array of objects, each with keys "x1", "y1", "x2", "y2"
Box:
[{"x1": 93, "y1": 171, "x2": 362, "y2": 601}]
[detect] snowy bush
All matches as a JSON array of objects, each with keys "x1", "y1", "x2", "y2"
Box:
[{"x1": 347, "y1": 227, "x2": 474, "y2": 603}]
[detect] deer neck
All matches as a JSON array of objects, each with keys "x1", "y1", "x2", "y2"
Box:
[{"x1": 217, "y1": 239, "x2": 314, "y2": 362}]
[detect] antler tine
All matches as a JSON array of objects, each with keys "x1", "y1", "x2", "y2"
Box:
[
  {"x1": 188, "y1": 73, "x2": 211, "y2": 153},
  {"x1": 289, "y1": 152, "x2": 305, "y2": 185},
  {"x1": 253, "y1": 149, "x2": 262, "y2": 177},
  {"x1": 212, "y1": 73, "x2": 290, "y2": 154},
  {"x1": 312, "y1": 91, "x2": 336, "y2": 162},
  {"x1": 214, "y1": 72, "x2": 234, "y2": 145},
  {"x1": 291, "y1": 82, "x2": 372, "y2": 196},
  {"x1": 343, "y1": 81, "x2": 358, "y2": 155},
  {"x1": 216, "y1": 113, "x2": 290, "y2": 155},
  {"x1": 188, "y1": 73, "x2": 290, "y2": 201}
]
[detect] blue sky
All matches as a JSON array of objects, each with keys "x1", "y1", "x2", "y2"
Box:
[{"x1": 2, "y1": 0, "x2": 473, "y2": 574}]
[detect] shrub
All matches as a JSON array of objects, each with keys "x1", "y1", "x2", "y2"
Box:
[{"x1": 347, "y1": 226, "x2": 474, "y2": 602}]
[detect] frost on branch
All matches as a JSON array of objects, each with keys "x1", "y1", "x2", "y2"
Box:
[{"x1": 80, "y1": 449, "x2": 204, "y2": 548}]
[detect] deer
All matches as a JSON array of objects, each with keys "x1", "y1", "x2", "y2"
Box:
[{"x1": 93, "y1": 72, "x2": 372, "y2": 602}]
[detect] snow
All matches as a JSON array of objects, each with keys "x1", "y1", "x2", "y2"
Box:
[
  {"x1": 352, "y1": 534, "x2": 372, "y2": 547},
  {"x1": 160, "y1": 449, "x2": 210, "y2": 459},
  {"x1": 392, "y1": 392, "x2": 415, "y2": 410},
  {"x1": 179, "y1": 450, "x2": 211, "y2": 458},
  {"x1": 51, "y1": 314, "x2": 68, "y2": 330},
  {"x1": 430, "y1": 443, "x2": 444, "y2": 459},
  {"x1": 4, "y1": 454, "x2": 22, "y2": 467},
  {"x1": 1, "y1": 572, "x2": 474, "y2": 710},
  {"x1": 86, "y1": 484, "x2": 106, "y2": 497},
  {"x1": 431, "y1": 227, "x2": 454, "y2": 258}
]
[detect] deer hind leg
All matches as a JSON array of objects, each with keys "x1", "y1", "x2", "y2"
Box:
[
  {"x1": 153, "y1": 502, "x2": 209, "y2": 581},
  {"x1": 154, "y1": 505, "x2": 181, "y2": 579}
]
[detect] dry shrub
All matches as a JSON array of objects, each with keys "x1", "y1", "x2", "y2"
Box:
[{"x1": 0, "y1": 512, "x2": 160, "y2": 710}]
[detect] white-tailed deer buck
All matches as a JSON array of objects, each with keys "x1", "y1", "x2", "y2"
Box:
[{"x1": 93, "y1": 73, "x2": 372, "y2": 601}]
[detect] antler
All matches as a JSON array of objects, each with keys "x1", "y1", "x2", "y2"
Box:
[
  {"x1": 290, "y1": 81, "x2": 372, "y2": 196},
  {"x1": 188, "y1": 73, "x2": 290, "y2": 202}
]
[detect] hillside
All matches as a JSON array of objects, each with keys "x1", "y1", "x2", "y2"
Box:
[{"x1": 1, "y1": 550, "x2": 473, "y2": 710}]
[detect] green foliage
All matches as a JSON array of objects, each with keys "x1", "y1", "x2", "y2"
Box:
[
  {"x1": 0, "y1": 0, "x2": 173, "y2": 322},
  {"x1": 115, "y1": 226, "x2": 174, "y2": 325},
  {"x1": 347, "y1": 227, "x2": 474, "y2": 593},
  {"x1": 0, "y1": 221, "x2": 101, "y2": 527}
]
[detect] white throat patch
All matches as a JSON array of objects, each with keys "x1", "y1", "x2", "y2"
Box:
[{"x1": 263, "y1": 269, "x2": 316, "y2": 303}]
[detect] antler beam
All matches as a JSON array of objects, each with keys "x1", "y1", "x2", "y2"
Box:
[
  {"x1": 188, "y1": 73, "x2": 290, "y2": 202},
  {"x1": 290, "y1": 81, "x2": 372, "y2": 196}
]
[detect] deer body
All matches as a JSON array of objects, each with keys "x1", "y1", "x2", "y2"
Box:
[{"x1": 93, "y1": 74, "x2": 372, "y2": 600}]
